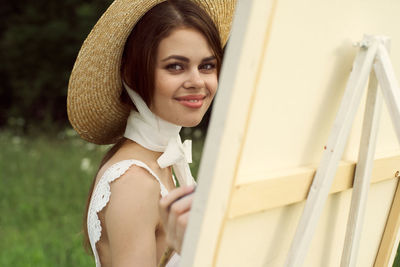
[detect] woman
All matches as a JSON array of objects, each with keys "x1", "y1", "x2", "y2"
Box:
[{"x1": 67, "y1": 0, "x2": 235, "y2": 266}]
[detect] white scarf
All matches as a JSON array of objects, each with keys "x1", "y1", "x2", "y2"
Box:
[{"x1": 123, "y1": 83, "x2": 195, "y2": 186}]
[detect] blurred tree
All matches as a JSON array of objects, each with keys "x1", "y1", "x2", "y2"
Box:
[{"x1": 0, "y1": 0, "x2": 112, "y2": 131}]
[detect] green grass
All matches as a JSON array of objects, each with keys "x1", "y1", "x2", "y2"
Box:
[
  {"x1": 0, "y1": 129, "x2": 103, "y2": 266},
  {"x1": 0, "y1": 128, "x2": 398, "y2": 266},
  {"x1": 0, "y1": 128, "x2": 204, "y2": 267}
]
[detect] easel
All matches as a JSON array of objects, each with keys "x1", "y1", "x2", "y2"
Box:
[{"x1": 285, "y1": 35, "x2": 400, "y2": 267}]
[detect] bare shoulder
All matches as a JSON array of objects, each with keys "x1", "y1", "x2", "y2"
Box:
[
  {"x1": 97, "y1": 140, "x2": 164, "y2": 244},
  {"x1": 97, "y1": 164, "x2": 162, "y2": 266},
  {"x1": 105, "y1": 164, "x2": 161, "y2": 224}
]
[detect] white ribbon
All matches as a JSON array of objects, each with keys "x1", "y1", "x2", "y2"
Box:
[{"x1": 123, "y1": 82, "x2": 195, "y2": 186}]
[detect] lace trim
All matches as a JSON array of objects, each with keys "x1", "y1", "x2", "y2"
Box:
[{"x1": 87, "y1": 159, "x2": 169, "y2": 267}]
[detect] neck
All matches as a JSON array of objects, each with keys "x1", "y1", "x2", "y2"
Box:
[{"x1": 123, "y1": 139, "x2": 163, "y2": 162}]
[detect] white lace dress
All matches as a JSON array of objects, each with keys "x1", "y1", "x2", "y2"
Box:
[{"x1": 87, "y1": 159, "x2": 180, "y2": 267}]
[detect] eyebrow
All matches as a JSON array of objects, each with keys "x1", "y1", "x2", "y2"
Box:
[{"x1": 161, "y1": 55, "x2": 216, "y2": 62}]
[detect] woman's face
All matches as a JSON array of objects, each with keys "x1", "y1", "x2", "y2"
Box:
[{"x1": 151, "y1": 27, "x2": 218, "y2": 127}]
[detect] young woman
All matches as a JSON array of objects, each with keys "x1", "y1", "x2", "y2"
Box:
[{"x1": 67, "y1": 0, "x2": 235, "y2": 266}]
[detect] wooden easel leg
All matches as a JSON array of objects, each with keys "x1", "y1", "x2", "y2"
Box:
[
  {"x1": 373, "y1": 41, "x2": 400, "y2": 267},
  {"x1": 340, "y1": 69, "x2": 382, "y2": 267},
  {"x1": 374, "y1": 178, "x2": 400, "y2": 267},
  {"x1": 374, "y1": 43, "x2": 400, "y2": 143},
  {"x1": 340, "y1": 38, "x2": 391, "y2": 267},
  {"x1": 285, "y1": 36, "x2": 379, "y2": 267}
]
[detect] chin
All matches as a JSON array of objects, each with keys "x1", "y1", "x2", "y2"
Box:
[{"x1": 180, "y1": 116, "x2": 203, "y2": 127}]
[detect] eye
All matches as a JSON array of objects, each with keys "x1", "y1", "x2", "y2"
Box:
[
  {"x1": 199, "y1": 63, "x2": 216, "y2": 72},
  {"x1": 166, "y1": 63, "x2": 184, "y2": 72}
]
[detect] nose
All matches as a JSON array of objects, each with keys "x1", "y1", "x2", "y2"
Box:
[{"x1": 183, "y1": 69, "x2": 205, "y2": 89}]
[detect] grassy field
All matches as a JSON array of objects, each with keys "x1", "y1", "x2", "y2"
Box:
[
  {"x1": 0, "y1": 128, "x2": 204, "y2": 266},
  {"x1": 0, "y1": 128, "x2": 398, "y2": 266},
  {"x1": 0, "y1": 129, "x2": 101, "y2": 266}
]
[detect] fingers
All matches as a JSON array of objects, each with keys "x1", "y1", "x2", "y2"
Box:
[
  {"x1": 174, "y1": 212, "x2": 190, "y2": 252},
  {"x1": 159, "y1": 185, "x2": 195, "y2": 211},
  {"x1": 167, "y1": 193, "x2": 194, "y2": 238},
  {"x1": 159, "y1": 185, "x2": 195, "y2": 253},
  {"x1": 159, "y1": 186, "x2": 194, "y2": 229},
  {"x1": 159, "y1": 185, "x2": 195, "y2": 221},
  {"x1": 170, "y1": 191, "x2": 193, "y2": 213},
  {"x1": 166, "y1": 202, "x2": 191, "y2": 253}
]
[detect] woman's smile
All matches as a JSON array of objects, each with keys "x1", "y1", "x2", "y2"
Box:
[{"x1": 174, "y1": 94, "x2": 207, "y2": 108}]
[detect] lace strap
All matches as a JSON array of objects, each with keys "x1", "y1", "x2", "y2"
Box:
[{"x1": 87, "y1": 159, "x2": 169, "y2": 267}]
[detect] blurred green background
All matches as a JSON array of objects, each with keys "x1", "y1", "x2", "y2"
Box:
[
  {"x1": 0, "y1": 1, "x2": 209, "y2": 265},
  {"x1": 1, "y1": 0, "x2": 112, "y2": 131},
  {"x1": 0, "y1": 0, "x2": 399, "y2": 266}
]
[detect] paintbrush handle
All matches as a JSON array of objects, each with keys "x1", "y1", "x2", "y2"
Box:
[{"x1": 158, "y1": 247, "x2": 174, "y2": 267}]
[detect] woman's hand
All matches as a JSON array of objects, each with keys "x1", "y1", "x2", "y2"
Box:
[{"x1": 159, "y1": 185, "x2": 195, "y2": 253}]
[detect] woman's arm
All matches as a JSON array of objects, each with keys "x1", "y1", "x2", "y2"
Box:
[
  {"x1": 104, "y1": 165, "x2": 161, "y2": 267},
  {"x1": 159, "y1": 185, "x2": 195, "y2": 253}
]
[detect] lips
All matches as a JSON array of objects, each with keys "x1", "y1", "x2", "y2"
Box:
[{"x1": 175, "y1": 95, "x2": 206, "y2": 109}]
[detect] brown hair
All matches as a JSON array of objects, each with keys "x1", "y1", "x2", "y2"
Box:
[{"x1": 82, "y1": 0, "x2": 224, "y2": 253}]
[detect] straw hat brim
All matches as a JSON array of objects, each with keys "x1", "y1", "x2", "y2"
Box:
[{"x1": 67, "y1": 0, "x2": 236, "y2": 145}]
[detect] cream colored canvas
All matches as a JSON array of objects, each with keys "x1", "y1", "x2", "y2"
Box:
[{"x1": 181, "y1": 0, "x2": 400, "y2": 266}]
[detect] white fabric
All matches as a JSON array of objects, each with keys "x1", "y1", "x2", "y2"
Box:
[
  {"x1": 166, "y1": 253, "x2": 181, "y2": 267},
  {"x1": 123, "y1": 82, "x2": 195, "y2": 187},
  {"x1": 87, "y1": 159, "x2": 179, "y2": 267}
]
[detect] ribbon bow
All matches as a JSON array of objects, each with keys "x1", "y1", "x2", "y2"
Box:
[
  {"x1": 157, "y1": 138, "x2": 193, "y2": 186},
  {"x1": 158, "y1": 139, "x2": 192, "y2": 167}
]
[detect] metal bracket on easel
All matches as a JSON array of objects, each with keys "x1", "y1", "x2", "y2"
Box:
[{"x1": 284, "y1": 35, "x2": 400, "y2": 267}]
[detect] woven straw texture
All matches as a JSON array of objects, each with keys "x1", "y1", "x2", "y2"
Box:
[{"x1": 67, "y1": 0, "x2": 236, "y2": 144}]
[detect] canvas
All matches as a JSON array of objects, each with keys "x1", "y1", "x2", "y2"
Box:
[{"x1": 181, "y1": 0, "x2": 400, "y2": 266}]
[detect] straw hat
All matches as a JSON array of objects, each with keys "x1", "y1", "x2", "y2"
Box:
[{"x1": 67, "y1": 0, "x2": 236, "y2": 145}]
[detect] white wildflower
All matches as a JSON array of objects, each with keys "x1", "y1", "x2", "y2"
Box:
[
  {"x1": 65, "y1": 128, "x2": 77, "y2": 137},
  {"x1": 85, "y1": 143, "x2": 96, "y2": 151},
  {"x1": 80, "y1": 158, "x2": 92, "y2": 172},
  {"x1": 12, "y1": 136, "x2": 22, "y2": 145}
]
